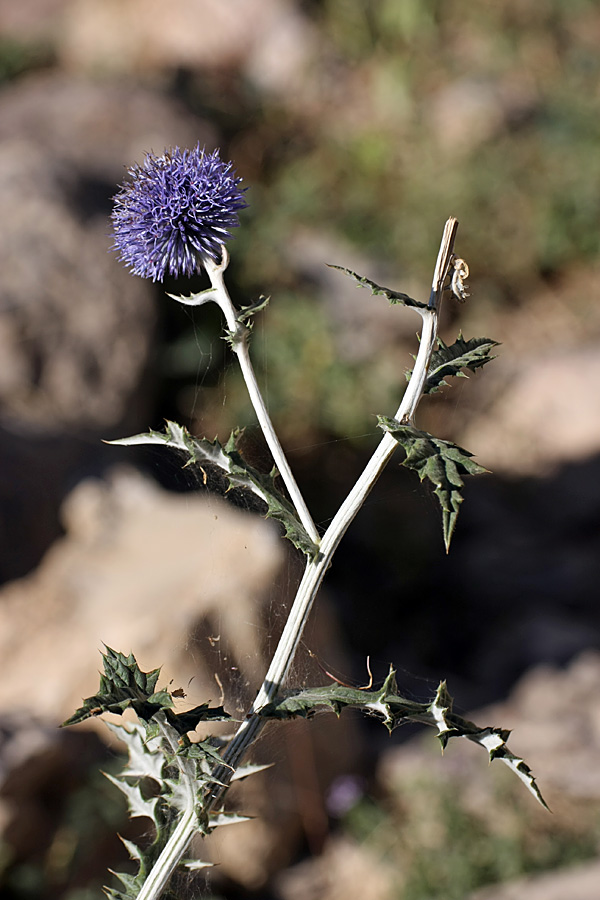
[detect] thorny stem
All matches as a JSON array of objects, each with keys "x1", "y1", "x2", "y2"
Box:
[
  {"x1": 173, "y1": 249, "x2": 320, "y2": 547},
  {"x1": 136, "y1": 721, "x2": 197, "y2": 900},
  {"x1": 148, "y1": 218, "x2": 459, "y2": 894},
  {"x1": 205, "y1": 252, "x2": 320, "y2": 546},
  {"x1": 207, "y1": 217, "x2": 459, "y2": 797}
]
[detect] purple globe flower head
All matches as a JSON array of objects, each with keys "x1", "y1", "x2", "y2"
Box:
[{"x1": 111, "y1": 144, "x2": 248, "y2": 282}]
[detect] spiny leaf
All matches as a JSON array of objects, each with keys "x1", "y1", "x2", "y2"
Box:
[
  {"x1": 182, "y1": 859, "x2": 214, "y2": 871},
  {"x1": 236, "y1": 294, "x2": 270, "y2": 325},
  {"x1": 104, "y1": 773, "x2": 159, "y2": 822},
  {"x1": 407, "y1": 335, "x2": 500, "y2": 393},
  {"x1": 378, "y1": 417, "x2": 487, "y2": 551},
  {"x1": 259, "y1": 668, "x2": 547, "y2": 808},
  {"x1": 167, "y1": 288, "x2": 217, "y2": 308},
  {"x1": 102, "y1": 715, "x2": 220, "y2": 900},
  {"x1": 230, "y1": 761, "x2": 274, "y2": 782},
  {"x1": 104, "y1": 720, "x2": 165, "y2": 782},
  {"x1": 62, "y1": 647, "x2": 230, "y2": 733},
  {"x1": 329, "y1": 264, "x2": 425, "y2": 308},
  {"x1": 119, "y1": 836, "x2": 143, "y2": 863},
  {"x1": 426, "y1": 684, "x2": 549, "y2": 810},
  {"x1": 110, "y1": 421, "x2": 319, "y2": 559},
  {"x1": 178, "y1": 737, "x2": 230, "y2": 769},
  {"x1": 61, "y1": 647, "x2": 167, "y2": 726},
  {"x1": 209, "y1": 811, "x2": 253, "y2": 828},
  {"x1": 223, "y1": 429, "x2": 319, "y2": 558}
]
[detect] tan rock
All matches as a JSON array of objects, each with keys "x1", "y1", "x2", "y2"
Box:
[
  {"x1": 0, "y1": 467, "x2": 284, "y2": 723},
  {"x1": 276, "y1": 835, "x2": 396, "y2": 900},
  {"x1": 469, "y1": 858, "x2": 600, "y2": 900}
]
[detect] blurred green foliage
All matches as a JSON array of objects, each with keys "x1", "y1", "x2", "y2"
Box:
[
  {"x1": 169, "y1": 0, "x2": 600, "y2": 448},
  {"x1": 0, "y1": 37, "x2": 53, "y2": 84},
  {"x1": 341, "y1": 776, "x2": 600, "y2": 899}
]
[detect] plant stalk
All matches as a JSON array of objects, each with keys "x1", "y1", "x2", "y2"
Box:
[
  {"x1": 203, "y1": 251, "x2": 320, "y2": 547},
  {"x1": 143, "y1": 218, "x2": 459, "y2": 897},
  {"x1": 208, "y1": 217, "x2": 458, "y2": 794}
]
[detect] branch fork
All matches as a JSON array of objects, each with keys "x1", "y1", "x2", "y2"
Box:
[{"x1": 138, "y1": 219, "x2": 461, "y2": 890}]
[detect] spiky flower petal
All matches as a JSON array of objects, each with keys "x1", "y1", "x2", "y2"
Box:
[{"x1": 111, "y1": 145, "x2": 247, "y2": 281}]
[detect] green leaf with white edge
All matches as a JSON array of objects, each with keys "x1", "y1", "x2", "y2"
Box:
[
  {"x1": 110, "y1": 420, "x2": 319, "y2": 559},
  {"x1": 104, "y1": 720, "x2": 165, "y2": 783},
  {"x1": 167, "y1": 288, "x2": 218, "y2": 308},
  {"x1": 104, "y1": 772, "x2": 159, "y2": 822},
  {"x1": 119, "y1": 836, "x2": 144, "y2": 864},
  {"x1": 407, "y1": 335, "x2": 500, "y2": 393},
  {"x1": 236, "y1": 294, "x2": 270, "y2": 325},
  {"x1": 177, "y1": 737, "x2": 230, "y2": 770},
  {"x1": 107, "y1": 871, "x2": 139, "y2": 898},
  {"x1": 378, "y1": 417, "x2": 487, "y2": 551},
  {"x1": 329, "y1": 264, "x2": 426, "y2": 309},
  {"x1": 182, "y1": 859, "x2": 214, "y2": 871},
  {"x1": 101, "y1": 710, "x2": 226, "y2": 899},
  {"x1": 259, "y1": 668, "x2": 547, "y2": 808},
  {"x1": 230, "y1": 761, "x2": 274, "y2": 782},
  {"x1": 223, "y1": 429, "x2": 319, "y2": 558},
  {"x1": 209, "y1": 811, "x2": 253, "y2": 828}
]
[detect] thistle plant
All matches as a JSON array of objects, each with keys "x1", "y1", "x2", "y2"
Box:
[{"x1": 64, "y1": 145, "x2": 547, "y2": 900}]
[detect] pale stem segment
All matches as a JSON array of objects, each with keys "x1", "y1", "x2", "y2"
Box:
[
  {"x1": 142, "y1": 218, "x2": 459, "y2": 896},
  {"x1": 203, "y1": 251, "x2": 320, "y2": 547}
]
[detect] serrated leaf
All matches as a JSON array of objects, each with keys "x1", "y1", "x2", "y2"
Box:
[
  {"x1": 236, "y1": 294, "x2": 270, "y2": 325},
  {"x1": 108, "y1": 871, "x2": 140, "y2": 894},
  {"x1": 100, "y1": 710, "x2": 219, "y2": 900},
  {"x1": 167, "y1": 288, "x2": 217, "y2": 308},
  {"x1": 223, "y1": 429, "x2": 319, "y2": 558},
  {"x1": 378, "y1": 417, "x2": 487, "y2": 551},
  {"x1": 110, "y1": 421, "x2": 319, "y2": 559},
  {"x1": 104, "y1": 720, "x2": 165, "y2": 783},
  {"x1": 182, "y1": 859, "x2": 214, "y2": 871},
  {"x1": 119, "y1": 836, "x2": 144, "y2": 863},
  {"x1": 209, "y1": 811, "x2": 252, "y2": 828},
  {"x1": 329, "y1": 265, "x2": 425, "y2": 308},
  {"x1": 407, "y1": 335, "x2": 500, "y2": 393},
  {"x1": 63, "y1": 647, "x2": 231, "y2": 735},
  {"x1": 425, "y1": 691, "x2": 549, "y2": 810},
  {"x1": 259, "y1": 669, "x2": 547, "y2": 808},
  {"x1": 230, "y1": 761, "x2": 274, "y2": 782},
  {"x1": 61, "y1": 647, "x2": 169, "y2": 727},
  {"x1": 178, "y1": 737, "x2": 228, "y2": 769},
  {"x1": 104, "y1": 772, "x2": 159, "y2": 822}
]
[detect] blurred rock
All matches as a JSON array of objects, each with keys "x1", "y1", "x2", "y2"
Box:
[
  {"x1": 428, "y1": 75, "x2": 538, "y2": 156},
  {"x1": 0, "y1": 468, "x2": 284, "y2": 887},
  {"x1": 57, "y1": 0, "x2": 316, "y2": 87},
  {"x1": 453, "y1": 264, "x2": 600, "y2": 476},
  {"x1": 0, "y1": 138, "x2": 152, "y2": 432},
  {"x1": 0, "y1": 0, "x2": 68, "y2": 42},
  {"x1": 469, "y1": 859, "x2": 600, "y2": 900},
  {"x1": 0, "y1": 467, "x2": 361, "y2": 889},
  {"x1": 0, "y1": 72, "x2": 215, "y2": 181},
  {"x1": 0, "y1": 468, "x2": 284, "y2": 722},
  {"x1": 460, "y1": 345, "x2": 600, "y2": 476},
  {"x1": 275, "y1": 835, "x2": 395, "y2": 900},
  {"x1": 0, "y1": 713, "x2": 117, "y2": 885}
]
